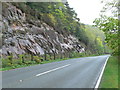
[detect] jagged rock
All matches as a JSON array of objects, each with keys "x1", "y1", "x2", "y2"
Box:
[{"x1": 1, "y1": 3, "x2": 85, "y2": 58}]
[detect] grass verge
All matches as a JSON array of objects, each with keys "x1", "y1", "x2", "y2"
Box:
[
  {"x1": 0, "y1": 54, "x2": 107, "y2": 71},
  {"x1": 0, "y1": 58, "x2": 69, "y2": 71},
  {"x1": 99, "y1": 56, "x2": 118, "y2": 88}
]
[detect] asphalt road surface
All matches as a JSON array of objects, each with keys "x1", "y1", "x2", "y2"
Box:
[{"x1": 2, "y1": 55, "x2": 110, "y2": 88}]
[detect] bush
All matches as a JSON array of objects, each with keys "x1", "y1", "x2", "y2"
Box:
[
  {"x1": 33, "y1": 56, "x2": 41, "y2": 63},
  {"x1": 46, "y1": 55, "x2": 52, "y2": 61},
  {"x1": 24, "y1": 60, "x2": 36, "y2": 65},
  {"x1": 41, "y1": 13, "x2": 56, "y2": 27},
  {"x1": 18, "y1": 54, "x2": 25, "y2": 63},
  {"x1": 7, "y1": 55, "x2": 13, "y2": 64},
  {"x1": 2, "y1": 58, "x2": 12, "y2": 68},
  {"x1": 70, "y1": 52, "x2": 86, "y2": 58}
]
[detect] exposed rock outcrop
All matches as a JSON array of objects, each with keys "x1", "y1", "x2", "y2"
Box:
[{"x1": 1, "y1": 3, "x2": 85, "y2": 58}]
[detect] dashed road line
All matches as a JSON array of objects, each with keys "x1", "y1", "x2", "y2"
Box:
[{"x1": 36, "y1": 64, "x2": 71, "y2": 77}]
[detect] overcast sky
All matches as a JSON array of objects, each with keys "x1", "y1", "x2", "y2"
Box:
[{"x1": 67, "y1": 0, "x2": 104, "y2": 25}]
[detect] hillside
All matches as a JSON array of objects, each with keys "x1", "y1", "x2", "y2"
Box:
[{"x1": 1, "y1": 2, "x2": 110, "y2": 68}]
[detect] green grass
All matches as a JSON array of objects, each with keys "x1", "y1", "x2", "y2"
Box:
[
  {"x1": 99, "y1": 56, "x2": 118, "y2": 88},
  {"x1": 0, "y1": 58, "x2": 70, "y2": 71},
  {"x1": 0, "y1": 53, "x2": 107, "y2": 71}
]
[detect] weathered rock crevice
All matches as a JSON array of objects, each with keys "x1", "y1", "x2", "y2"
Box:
[{"x1": 1, "y1": 3, "x2": 85, "y2": 58}]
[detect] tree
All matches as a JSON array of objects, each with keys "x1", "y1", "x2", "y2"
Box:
[
  {"x1": 13, "y1": 2, "x2": 109, "y2": 55},
  {"x1": 93, "y1": 0, "x2": 120, "y2": 55}
]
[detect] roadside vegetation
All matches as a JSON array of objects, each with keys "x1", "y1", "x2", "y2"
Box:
[
  {"x1": 99, "y1": 56, "x2": 118, "y2": 88},
  {"x1": 94, "y1": 0, "x2": 119, "y2": 89},
  {"x1": 1, "y1": 52, "x2": 101, "y2": 71},
  {"x1": 1, "y1": 2, "x2": 111, "y2": 71},
  {"x1": 94, "y1": 0, "x2": 119, "y2": 56},
  {"x1": 9, "y1": 2, "x2": 111, "y2": 54},
  {"x1": 0, "y1": 1, "x2": 119, "y2": 89}
]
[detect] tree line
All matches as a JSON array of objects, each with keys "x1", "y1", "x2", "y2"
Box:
[
  {"x1": 93, "y1": 0, "x2": 119, "y2": 56},
  {"x1": 1, "y1": 2, "x2": 112, "y2": 68},
  {"x1": 12, "y1": 2, "x2": 110, "y2": 55}
]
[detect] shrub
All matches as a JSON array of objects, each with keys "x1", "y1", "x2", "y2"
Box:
[
  {"x1": 46, "y1": 55, "x2": 52, "y2": 61},
  {"x1": 40, "y1": 56, "x2": 44, "y2": 62},
  {"x1": 2, "y1": 58, "x2": 13, "y2": 68},
  {"x1": 7, "y1": 54, "x2": 13, "y2": 64},
  {"x1": 18, "y1": 54, "x2": 25, "y2": 63},
  {"x1": 42, "y1": 13, "x2": 56, "y2": 27},
  {"x1": 24, "y1": 60, "x2": 35, "y2": 65},
  {"x1": 33, "y1": 56, "x2": 41, "y2": 63}
]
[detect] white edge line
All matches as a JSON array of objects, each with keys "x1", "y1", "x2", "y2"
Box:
[
  {"x1": 36, "y1": 64, "x2": 71, "y2": 77},
  {"x1": 95, "y1": 56, "x2": 110, "y2": 88}
]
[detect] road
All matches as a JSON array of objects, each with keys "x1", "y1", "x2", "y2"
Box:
[{"x1": 2, "y1": 55, "x2": 110, "y2": 88}]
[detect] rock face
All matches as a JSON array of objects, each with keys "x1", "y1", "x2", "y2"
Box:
[{"x1": 1, "y1": 3, "x2": 85, "y2": 58}]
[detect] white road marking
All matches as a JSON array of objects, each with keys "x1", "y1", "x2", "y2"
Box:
[
  {"x1": 36, "y1": 64, "x2": 71, "y2": 77},
  {"x1": 76, "y1": 61, "x2": 80, "y2": 63},
  {"x1": 95, "y1": 56, "x2": 110, "y2": 88},
  {"x1": 19, "y1": 80, "x2": 23, "y2": 82}
]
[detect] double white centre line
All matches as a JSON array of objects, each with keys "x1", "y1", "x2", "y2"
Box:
[{"x1": 36, "y1": 64, "x2": 71, "y2": 77}]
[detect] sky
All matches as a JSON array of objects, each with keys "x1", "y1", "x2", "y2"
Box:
[{"x1": 67, "y1": 0, "x2": 104, "y2": 25}]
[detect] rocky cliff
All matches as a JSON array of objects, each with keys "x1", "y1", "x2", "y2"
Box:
[{"x1": 1, "y1": 3, "x2": 85, "y2": 59}]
